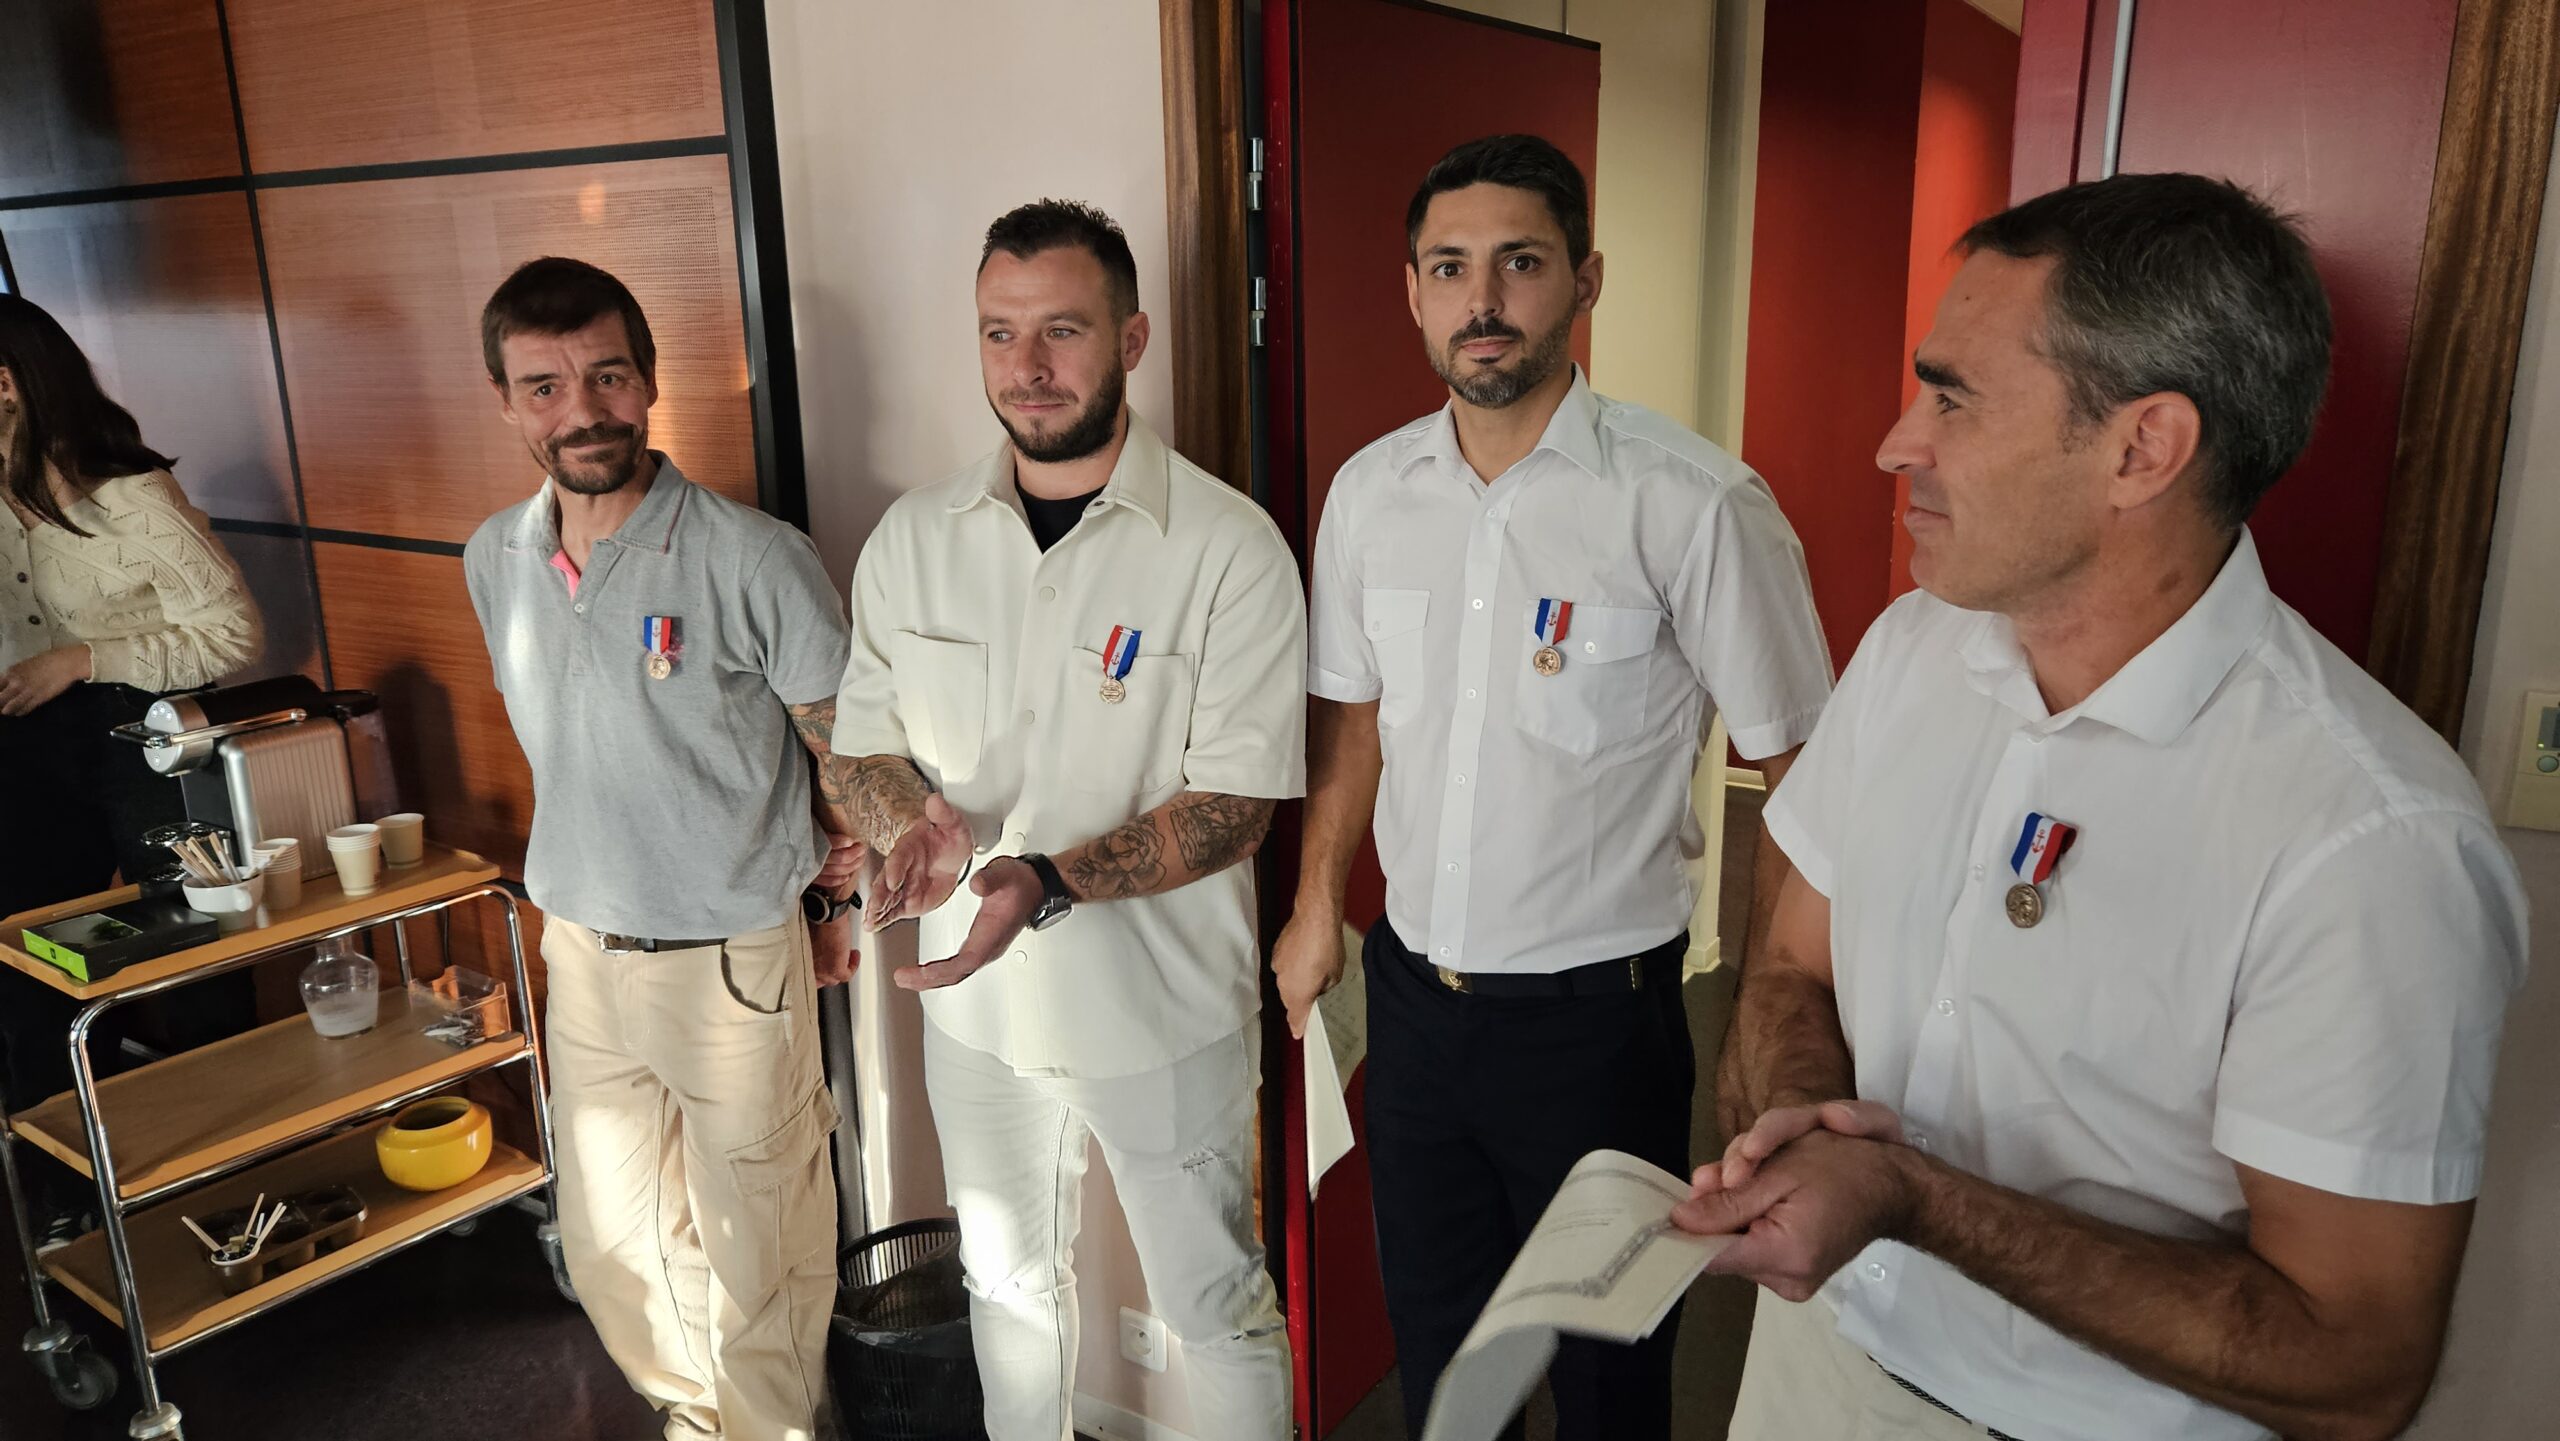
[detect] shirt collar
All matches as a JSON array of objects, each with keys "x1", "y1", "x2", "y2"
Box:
[
  {"x1": 1404, "y1": 365, "x2": 1609, "y2": 484},
  {"x1": 950, "y1": 408, "x2": 1173, "y2": 535},
  {"x1": 1959, "y1": 528, "x2": 2278, "y2": 745},
  {"x1": 506, "y1": 451, "x2": 691, "y2": 556}
]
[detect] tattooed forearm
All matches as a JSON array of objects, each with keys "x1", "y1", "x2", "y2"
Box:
[
  {"x1": 785, "y1": 697, "x2": 861, "y2": 840},
  {"x1": 1167, "y1": 793, "x2": 1274, "y2": 874},
  {"x1": 847, "y1": 756, "x2": 933, "y2": 855},
  {"x1": 1065, "y1": 815, "x2": 1166, "y2": 900},
  {"x1": 1052, "y1": 791, "x2": 1270, "y2": 905}
]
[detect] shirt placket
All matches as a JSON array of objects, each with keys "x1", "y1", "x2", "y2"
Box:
[
  {"x1": 1902, "y1": 721, "x2": 2049, "y2": 1154},
  {"x1": 1423, "y1": 467, "x2": 1519, "y2": 966},
  {"x1": 563, "y1": 537, "x2": 624, "y2": 679}
]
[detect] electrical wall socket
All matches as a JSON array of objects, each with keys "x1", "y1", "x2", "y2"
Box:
[
  {"x1": 2506, "y1": 690, "x2": 2560, "y2": 833},
  {"x1": 1118, "y1": 1307, "x2": 1169, "y2": 1373}
]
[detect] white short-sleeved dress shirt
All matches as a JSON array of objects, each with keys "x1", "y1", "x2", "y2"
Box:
[
  {"x1": 1767, "y1": 531, "x2": 2529, "y2": 1441},
  {"x1": 1306, "y1": 369, "x2": 1833, "y2": 973},
  {"x1": 833, "y1": 414, "x2": 1307, "y2": 1079}
]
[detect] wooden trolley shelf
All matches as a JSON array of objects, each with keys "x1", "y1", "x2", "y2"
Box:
[
  {"x1": 42, "y1": 1119, "x2": 546, "y2": 1356},
  {"x1": 10, "y1": 1002, "x2": 525, "y2": 1201}
]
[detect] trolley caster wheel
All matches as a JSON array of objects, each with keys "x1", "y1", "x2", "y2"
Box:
[
  {"x1": 45, "y1": 1349, "x2": 116, "y2": 1410},
  {"x1": 448, "y1": 1216, "x2": 481, "y2": 1239},
  {"x1": 127, "y1": 1400, "x2": 183, "y2": 1438}
]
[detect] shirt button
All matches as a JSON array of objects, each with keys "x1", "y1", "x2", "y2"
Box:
[
  {"x1": 1040, "y1": 586, "x2": 1057, "y2": 601},
  {"x1": 1437, "y1": 947, "x2": 1451, "y2": 958},
  {"x1": 1453, "y1": 774, "x2": 1466, "y2": 785},
  {"x1": 573, "y1": 603, "x2": 585, "y2": 613},
  {"x1": 1021, "y1": 709, "x2": 1036, "y2": 725},
  {"x1": 1911, "y1": 1132, "x2": 1930, "y2": 1152},
  {"x1": 1009, "y1": 951, "x2": 1028, "y2": 964},
  {"x1": 1471, "y1": 598, "x2": 1484, "y2": 610},
  {"x1": 28, "y1": 615, "x2": 39, "y2": 625},
  {"x1": 13, "y1": 573, "x2": 23, "y2": 583},
  {"x1": 1584, "y1": 641, "x2": 1596, "y2": 653},
  {"x1": 1465, "y1": 688, "x2": 1479, "y2": 700},
  {"x1": 1866, "y1": 1261, "x2": 1888, "y2": 1282},
  {"x1": 1969, "y1": 863, "x2": 1984, "y2": 880},
  {"x1": 1446, "y1": 862, "x2": 1460, "y2": 873},
  {"x1": 1936, "y1": 998, "x2": 1955, "y2": 1016}
]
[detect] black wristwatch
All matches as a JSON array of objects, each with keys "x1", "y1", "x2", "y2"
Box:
[
  {"x1": 801, "y1": 886, "x2": 859, "y2": 925},
  {"x1": 1019, "y1": 853, "x2": 1073, "y2": 932}
]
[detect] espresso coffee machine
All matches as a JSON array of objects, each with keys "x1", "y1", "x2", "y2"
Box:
[{"x1": 113, "y1": 676, "x2": 401, "y2": 880}]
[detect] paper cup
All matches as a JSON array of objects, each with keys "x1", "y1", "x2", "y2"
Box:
[
  {"x1": 376, "y1": 812, "x2": 425, "y2": 867},
  {"x1": 326, "y1": 825, "x2": 383, "y2": 896},
  {"x1": 256, "y1": 844, "x2": 303, "y2": 910}
]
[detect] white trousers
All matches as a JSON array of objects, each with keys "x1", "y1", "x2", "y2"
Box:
[
  {"x1": 545, "y1": 916, "x2": 840, "y2": 1441},
  {"x1": 1727, "y1": 1288, "x2": 2009, "y2": 1440},
  {"x1": 922, "y1": 1017, "x2": 1291, "y2": 1441}
]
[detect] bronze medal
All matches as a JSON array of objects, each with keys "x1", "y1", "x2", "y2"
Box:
[
  {"x1": 647, "y1": 654, "x2": 673, "y2": 681},
  {"x1": 1100, "y1": 677, "x2": 1127, "y2": 704},
  {"x1": 1532, "y1": 645, "x2": 1564, "y2": 676},
  {"x1": 2005, "y1": 882, "x2": 2044, "y2": 929}
]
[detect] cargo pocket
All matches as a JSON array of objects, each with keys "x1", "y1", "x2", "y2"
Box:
[{"x1": 727, "y1": 1087, "x2": 843, "y2": 1284}]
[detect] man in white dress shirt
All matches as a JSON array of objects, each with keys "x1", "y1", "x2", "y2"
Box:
[
  {"x1": 1680, "y1": 173, "x2": 2528, "y2": 1441},
  {"x1": 831, "y1": 201, "x2": 1302, "y2": 1441},
  {"x1": 1274, "y1": 134, "x2": 1834, "y2": 1440}
]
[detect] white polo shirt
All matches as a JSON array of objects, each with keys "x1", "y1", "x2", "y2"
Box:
[
  {"x1": 832, "y1": 413, "x2": 1307, "y2": 1079},
  {"x1": 1768, "y1": 532, "x2": 2528, "y2": 1441},
  {"x1": 1306, "y1": 369, "x2": 1832, "y2": 973}
]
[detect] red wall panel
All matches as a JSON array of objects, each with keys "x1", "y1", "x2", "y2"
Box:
[
  {"x1": 1897, "y1": 0, "x2": 2021, "y2": 594},
  {"x1": 1743, "y1": 1, "x2": 1929, "y2": 673}
]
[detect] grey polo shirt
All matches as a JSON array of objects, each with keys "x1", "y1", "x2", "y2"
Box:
[{"x1": 464, "y1": 455, "x2": 851, "y2": 937}]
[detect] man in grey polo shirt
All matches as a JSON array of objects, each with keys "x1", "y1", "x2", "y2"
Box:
[{"x1": 463, "y1": 257, "x2": 859, "y2": 1441}]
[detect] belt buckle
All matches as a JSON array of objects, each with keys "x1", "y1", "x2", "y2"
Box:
[
  {"x1": 1434, "y1": 964, "x2": 1471, "y2": 993},
  {"x1": 598, "y1": 931, "x2": 637, "y2": 955}
]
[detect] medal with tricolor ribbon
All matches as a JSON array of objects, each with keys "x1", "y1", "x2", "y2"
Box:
[
  {"x1": 1531, "y1": 598, "x2": 1572, "y2": 676},
  {"x1": 1100, "y1": 625, "x2": 1141, "y2": 704},
  {"x1": 642, "y1": 615, "x2": 681, "y2": 681},
  {"x1": 2004, "y1": 811, "x2": 2078, "y2": 928}
]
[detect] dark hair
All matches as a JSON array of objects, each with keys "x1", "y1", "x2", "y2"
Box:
[
  {"x1": 1407, "y1": 134, "x2": 1592, "y2": 270},
  {"x1": 980, "y1": 200, "x2": 1141, "y2": 320},
  {"x1": 1961, "y1": 172, "x2": 2333, "y2": 530},
  {"x1": 480, "y1": 257, "x2": 657, "y2": 388},
  {"x1": 0, "y1": 294, "x2": 177, "y2": 537}
]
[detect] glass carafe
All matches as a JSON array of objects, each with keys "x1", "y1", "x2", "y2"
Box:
[{"x1": 299, "y1": 938, "x2": 379, "y2": 1038}]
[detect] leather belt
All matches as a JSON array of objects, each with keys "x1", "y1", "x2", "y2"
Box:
[
  {"x1": 594, "y1": 932, "x2": 725, "y2": 954},
  {"x1": 1392, "y1": 931, "x2": 1686, "y2": 997}
]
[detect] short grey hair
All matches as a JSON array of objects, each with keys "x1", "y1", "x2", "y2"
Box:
[{"x1": 1962, "y1": 173, "x2": 2333, "y2": 531}]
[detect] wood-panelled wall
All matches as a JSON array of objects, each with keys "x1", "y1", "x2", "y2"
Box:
[{"x1": 0, "y1": 0, "x2": 777, "y2": 988}]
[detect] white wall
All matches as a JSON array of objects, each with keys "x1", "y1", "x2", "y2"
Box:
[
  {"x1": 2415, "y1": 119, "x2": 2560, "y2": 1437},
  {"x1": 762, "y1": 2, "x2": 1200, "y2": 1432}
]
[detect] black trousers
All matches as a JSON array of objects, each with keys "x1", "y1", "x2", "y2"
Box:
[{"x1": 1364, "y1": 918, "x2": 1697, "y2": 1441}]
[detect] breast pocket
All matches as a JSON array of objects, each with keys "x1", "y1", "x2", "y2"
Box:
[
  {"x1": 1362, "y1": 588, "x2": 1430, "y2": 729},
  {"x1": 1516, "y1": 602, "x2": 1660, "y2": 755},
  {"x1": 1062, "y1": 647, "x2": 1196, "y2": 802},
  {"x1": 888, "y1": 631, "x2": 987, "y2": 781}
]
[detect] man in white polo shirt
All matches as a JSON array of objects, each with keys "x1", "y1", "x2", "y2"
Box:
[
  {"x1": 830, "y1": 201, "x2": 1302, "y2": 1441},
  {"x1": 1277, "y1": 134, "x2": 1834, "y2": 1441},
  {"x1": 1680, "y1": 173, "x2": 2528, "y2": 1441}
]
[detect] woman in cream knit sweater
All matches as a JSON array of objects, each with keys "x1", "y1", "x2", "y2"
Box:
[{"x1": 0, "y1": 294, "x2": 265, "y2": 905}]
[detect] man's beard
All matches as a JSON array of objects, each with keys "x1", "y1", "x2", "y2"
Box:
[
  {"x1": 994, "y1": 366, "x2": 1126, "y2": 464},
  {"x1": 544, "y1": 421, "x2": 646, "y2": 495},
  {"x1": 1428, "y1": 312, "x2": 1574, "y2": 409}
]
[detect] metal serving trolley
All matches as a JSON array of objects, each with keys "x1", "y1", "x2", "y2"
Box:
[{"x1": 0, "y1": 845, "x2": 563, "y2": 1439}]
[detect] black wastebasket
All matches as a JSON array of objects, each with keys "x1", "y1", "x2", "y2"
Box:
[{"x1": 829, "y1": 1218, "x2": 988, "y2": 1441}]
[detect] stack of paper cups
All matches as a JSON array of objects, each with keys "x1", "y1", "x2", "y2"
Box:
[
  {"x1": 253, "y1": 838, "x2": 303, "y2": 910},
  {"x1": 326, "y1": 824, "x2": 383, "y2": 897}
]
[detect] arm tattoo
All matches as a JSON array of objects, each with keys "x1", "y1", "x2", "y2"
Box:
[
  {"x1": 1065, "y1": 816, "x2": 1166, "y2": 900},
  {"x1": 1167, "y1": 792, "x2": 1274, "y2": 874},
  {"x1": 847, "y1": 756, "x2": 932, "y2": 855},
  {"x1": 784, "y1": 697, "x2": 857, "y2": 824}
]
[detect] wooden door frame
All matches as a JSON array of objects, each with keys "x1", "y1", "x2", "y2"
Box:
[{"x1": 2367, "y1": 0, "x2": 2560, "y2": 742}]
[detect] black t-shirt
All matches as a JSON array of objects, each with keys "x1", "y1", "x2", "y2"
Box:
[{"x1": 1019, "y1": 481, "x2": 1104, "y2": 553}]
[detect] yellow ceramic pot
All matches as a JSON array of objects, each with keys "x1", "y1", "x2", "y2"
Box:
[{"x1": 376, "y1": 1096, "x2": 493, "y2": 1192}]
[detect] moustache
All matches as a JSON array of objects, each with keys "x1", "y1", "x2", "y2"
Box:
[
  {"x1": 1002, "y1": 389, "x2": 1079, "y2": 410},
  {"x1": 1449, "y1": 317, "x2": 1524, "y2": 349},
  {"x1": 550, "y1": 423, "x2": 637, "y2": 455}
]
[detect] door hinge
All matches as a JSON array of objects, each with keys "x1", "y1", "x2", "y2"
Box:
[
  {"x1": 1246, "y1": 137, "x2": 1266, "y2": 213},
  {"x1": 1250, "y1": 275, "x2": 1267, "y2": 348}
]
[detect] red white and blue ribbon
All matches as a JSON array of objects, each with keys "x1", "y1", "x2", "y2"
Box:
[
  {"x1": 1103, "y1": 625, "x2": 1142, "y2": 681},
  {"x1": 2010, "y1": 812, "x2": 2078, "y2": 885},
  {"x1": 1533, "y1": 598, "x2": 1574, "y2": 645},
  {"x1": 642, "y1": 615, "x2": 680, "y2": 659}
]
